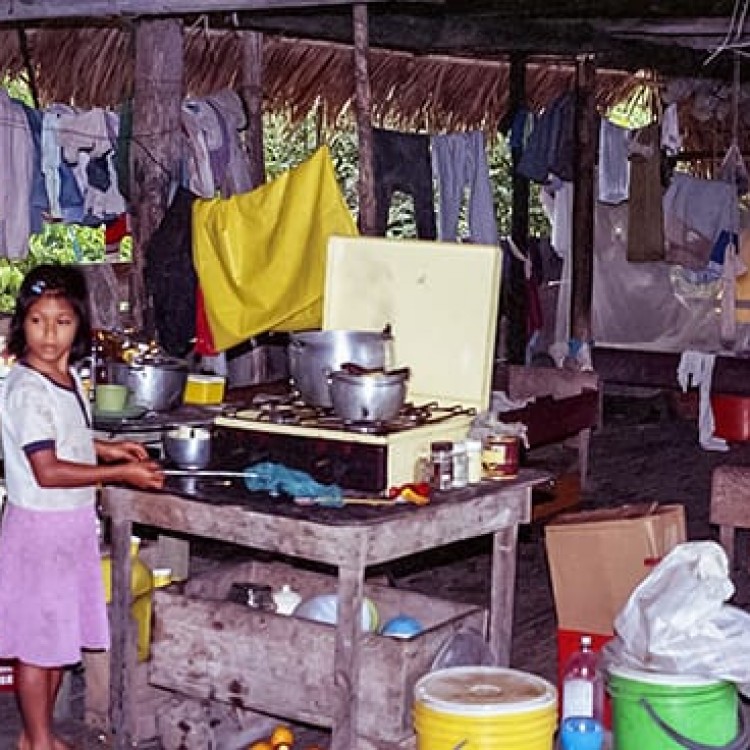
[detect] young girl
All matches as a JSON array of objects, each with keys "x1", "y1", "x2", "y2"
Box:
[{"x1": 0, "y1": 264, "x2": 165, "y2": 750}]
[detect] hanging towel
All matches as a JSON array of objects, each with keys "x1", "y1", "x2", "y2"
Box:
[
  {"x1": 192, "y1": 146, "x2": 357, "y2": 351},
  {"x1": 676, "y1": 351, "x2": 728, "y2": 452}
]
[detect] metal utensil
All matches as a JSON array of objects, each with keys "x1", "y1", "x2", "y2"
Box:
[{"x1": 163, "y1": 469, "x2": 254, "y2": 479}]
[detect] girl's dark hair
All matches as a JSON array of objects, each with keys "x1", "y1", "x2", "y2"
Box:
[{"x1": 8, "y1": 264, "x2": 91, "y2": 363}]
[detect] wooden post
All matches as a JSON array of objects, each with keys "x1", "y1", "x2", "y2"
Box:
[
  {"x1": 130, "y1": 18, "x2": 184, "y2": 335},
  {"x1": 570, "y1": 55, "x2": 597, "y2": 345},
  {"x1": 240, "y1": 29, "x2": 266, "y2": 189},
  {"x1": 506, "y1": 53, "x2": 529, "y2": 365},
  {"x1": 352, "y1": 3, "x2": 377, "y2": 235}
]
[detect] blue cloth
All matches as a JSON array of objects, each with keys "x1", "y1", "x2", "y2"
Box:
[{"x1": 243, "y1": 462, "x2": 343, "y2": 502}]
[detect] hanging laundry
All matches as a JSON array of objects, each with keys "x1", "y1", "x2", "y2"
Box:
[
  {"x1": 0, "y1": 90, "x2": 33, "y2": 259},
  {"x1": 517, "y1": 92, "x2": 575, "y2": 184},
  {"x1": 145, "y1": 188, "x2": 198, "y2": 358},
  {"x1": 660, "y1": 102, "x2": 683, "y2": 156},
  {"x1": 598, "y1": 118, "x2": 631, "y2": 205},
  {"x1": 182, "y1": 89, "x2": 254, "y2": 199},
  {"x1": 372, "y1": 129, "x2": 436, "y2": 239},
  {"x1": 663, "y1": 172, "x2": 736, "y2": 270},
  {"x1": 627, "y1": 123, "x2": 665, "y2": 262},
  {"x1": 431, "y1": 131, "x2": 498, "y2": 246},
  {"x1": 192, "y1": 146, "x2": 357, "y2": 351}
]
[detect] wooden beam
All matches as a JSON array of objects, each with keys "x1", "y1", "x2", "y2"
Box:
[
  {"x1": 240, "y1": 29, "x2": 266, "y2": 189},
  {"x1": 506, "y1": 53, "x2": 528, "y2": 365},
  {"x1": 129, "y1": 18, "x2": 184, "y2": 334},
  {"x1": 570, "y1": 54, "x2": 596, "y2": 346},
  {"x1": 352, "y1": 3, "x2": 376, "y2": 235},
  {"x1": 0, "y1": 0, "x2": 426, "y2": 23}
]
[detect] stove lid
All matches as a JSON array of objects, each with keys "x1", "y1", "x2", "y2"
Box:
[{"x1": 323, "y1": 237, "x2": 501, "y2": 411}]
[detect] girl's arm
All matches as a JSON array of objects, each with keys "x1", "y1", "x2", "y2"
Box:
[
  {"x1": 27, "y1": 447, "x2": 164, "y2": 490},
  {"x1": 95, "y1": 439, "x2": 150, "y2": 464}
]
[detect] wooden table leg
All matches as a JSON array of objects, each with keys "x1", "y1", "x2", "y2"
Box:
[
  {"x1": 109, "y1": 516, "x2": 135, "y2": 750},
  {"x1": 331, "y1": 565, "x2": 365, "y2": 750},
  {"x1": 489, "y1": 523, "x2": 520, "y2": 666}
]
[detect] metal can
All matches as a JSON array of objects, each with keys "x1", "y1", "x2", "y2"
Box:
[
  {"x1": 482, "y1": 434, "x2": 520, "y2": 480},
  {"x1": 430, "y1": 441, "x2": 454, "y2": 491}
]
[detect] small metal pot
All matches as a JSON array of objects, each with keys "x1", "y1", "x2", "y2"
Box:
[
  {"x1": 288, "y1": 329, "x2": 393, "y2": 408},
  {"x1": 108, "y1": 356, "x2": 188, "y2": 412},
  {"x1": 163, "y1": 427, "x2": 212, "y2": 470},
  {"x1": 328, "y1": 367, "x2": 410, "y2": 423}
]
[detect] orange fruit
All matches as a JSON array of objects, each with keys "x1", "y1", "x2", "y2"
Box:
[
  {"x1": 248, "y1": 742, "x2": 273, "y2": 750},
  {"x1": 271, "y1": 725, "x2": 295, "y2": 748}
]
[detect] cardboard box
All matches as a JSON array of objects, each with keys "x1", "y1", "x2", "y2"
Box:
[{"x1": 545, "y1": 503, "x2": 686, "y2": 635}]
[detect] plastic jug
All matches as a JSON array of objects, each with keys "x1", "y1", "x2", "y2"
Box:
[{"x1": 100, "y1": 536, "x2": 154, "y2": 661}]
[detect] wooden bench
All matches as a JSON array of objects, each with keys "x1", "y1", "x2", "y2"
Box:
[{"x1": 710, "y1": 465, "x2": 750, "y2": 570}]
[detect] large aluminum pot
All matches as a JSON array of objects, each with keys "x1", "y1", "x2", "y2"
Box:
[
  {"x1": 288, "y1": 330, "x2": 392, "y2": 408},
  {"x1": 328, "y1": 367, "x2": 410, "y2": 423},
  {"x1": 108, "y1": 356, "x2": 188, "y2": 412}
]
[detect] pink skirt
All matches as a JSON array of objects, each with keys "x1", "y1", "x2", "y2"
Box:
[{"x1": 0, "y1": 502, "x2": 109, "y2": 667}]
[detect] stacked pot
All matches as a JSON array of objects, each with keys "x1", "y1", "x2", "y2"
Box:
[{"x1": 288, "y1": 330, "x2": 410, "y2": 422}]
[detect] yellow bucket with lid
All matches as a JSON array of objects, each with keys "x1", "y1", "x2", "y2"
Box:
[{"x1": 413, "y1": 666, "x2": 557, "y2": 750}]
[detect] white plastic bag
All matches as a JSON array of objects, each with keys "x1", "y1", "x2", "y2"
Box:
[{"x1": 603, "y1": 541, "x2": 750, "y2": 694}]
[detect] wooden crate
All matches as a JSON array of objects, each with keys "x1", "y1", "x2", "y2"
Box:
[{"x1": 149, "y1": 560, "x2": 486, "y2": 744}]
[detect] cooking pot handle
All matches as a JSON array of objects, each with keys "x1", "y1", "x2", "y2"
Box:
[{"x1": 640, "y1": 698, "x2": 749, "y2": 750}]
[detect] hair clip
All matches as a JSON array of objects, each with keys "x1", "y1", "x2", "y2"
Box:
[{"x1": 30, "y1": 280, "x2": 47, "y2": 295}]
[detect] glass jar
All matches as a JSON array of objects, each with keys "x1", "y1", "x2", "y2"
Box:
[
  {"x1": 465, "y1": 438, "x2": 483, "y2": 484},
  {"x1": 482, "y1": 434, "x2": 520, "y2": 480},
  {"x1": 452, "y1": 441, "x2": 468, "y2": 489},
  {"x1": 430, "y1": 441, "x2": 454, "y2": 491}
]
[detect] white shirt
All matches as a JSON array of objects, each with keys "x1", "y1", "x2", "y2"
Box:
[{"x1": 2, "y1": 363, "x2": 96, "y2": 511}]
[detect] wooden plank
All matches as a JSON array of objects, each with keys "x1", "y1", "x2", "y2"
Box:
[
  {"x1": 488, "y1": 525, "x2": 518, "y2": 665},
  {"x1": 0, "y1": 0, "x2": 409, "y2": 23}
]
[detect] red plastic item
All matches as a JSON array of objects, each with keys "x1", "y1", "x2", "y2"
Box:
[
  {"x1": 711, "y1": 394, "x2": 750, "y2": 442},
  {"x1": 557, "y1": 629, "x2": 613, "y2": 729}
]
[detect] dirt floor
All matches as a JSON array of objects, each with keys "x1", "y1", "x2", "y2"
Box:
[{"x1": 2, "y1": 388, "x2": 750, "y2": 748}]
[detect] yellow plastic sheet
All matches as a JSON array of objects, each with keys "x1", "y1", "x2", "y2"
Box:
[{"x1": 192, "y1": 146, "x2": 358, "y2": 351}]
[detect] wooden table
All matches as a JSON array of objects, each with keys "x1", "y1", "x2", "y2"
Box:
[{"x1": 102, "y1": 468, "x2": 548, "y2": 750}]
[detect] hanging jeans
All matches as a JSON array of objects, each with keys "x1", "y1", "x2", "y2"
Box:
[
  {"x1": 431, "y1": 131, "x2": 498, "y2": 246},
  {"x1": 373, "y1": 129, "x2": 436, "y2": 239}
]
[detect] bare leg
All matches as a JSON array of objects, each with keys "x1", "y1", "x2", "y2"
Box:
[{"x1": 15, "y1": 661, "x2": 72, "y2": 750}]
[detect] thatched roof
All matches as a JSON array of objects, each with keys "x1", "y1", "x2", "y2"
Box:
[{"x1": 0, "y1": 22, "x2": 747, "y2": 156}]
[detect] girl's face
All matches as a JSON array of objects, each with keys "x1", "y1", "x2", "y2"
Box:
[{"x1": 23, "y1": 293, "x2": 79, "y2": 374}]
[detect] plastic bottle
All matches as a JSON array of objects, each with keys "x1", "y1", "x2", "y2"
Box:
[{"x1": 561, "y1": 635, "x2": 604, "y2": 725}]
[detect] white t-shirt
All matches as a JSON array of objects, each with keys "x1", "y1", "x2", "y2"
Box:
[{"x1": 2, "y1": 363, "x2": 96, "y2": 511}]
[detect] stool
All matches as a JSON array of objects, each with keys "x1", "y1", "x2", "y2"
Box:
[{"x1": 709, "y1": 465, "x2": 750, "y2": 570}]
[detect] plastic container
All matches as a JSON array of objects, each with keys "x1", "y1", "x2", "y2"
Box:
[
  {"x1": 183, "y1": 374, "x2": 226, "y2": 405},
  {"x1": 608, "y1": 666, "x2": 739, "y2": 750},
  {"x1": 451, "y1": 441, "x2": 468, "y2": 488},
  {"x1": 413, "y1": 666, "x2": 557, "y2": 750},
  {"x1": 711, "y1": 393, "x2": 750, "y2": 442},
  {"x1": 561, "y1": 635, "x2": 604, "y2": 725}
]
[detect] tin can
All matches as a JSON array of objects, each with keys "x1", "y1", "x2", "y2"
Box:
[
  {"x1": 482, "y1": 434, "x2": 520, "y2": 480},
  {"x1": 430, "y1": 441, "x2": 454, "y2": 491}
]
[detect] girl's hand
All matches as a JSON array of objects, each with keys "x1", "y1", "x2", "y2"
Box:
[
  {"x1": 96, "y1": 440, "x2": 149, "y2": 464},
  {"x1": 119, "y1": 460, "x2": 165, "y2": 490}
]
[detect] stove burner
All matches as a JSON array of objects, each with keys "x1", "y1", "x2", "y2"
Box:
[{"x1": 245, "y1": 393, "x2": 476, "y2": 434}]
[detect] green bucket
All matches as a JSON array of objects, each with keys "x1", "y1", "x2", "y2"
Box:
[{"x1": 608, "y1": 666, "x2": 747, "y2": 750}]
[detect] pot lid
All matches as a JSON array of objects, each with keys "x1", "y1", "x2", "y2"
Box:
[
  {"x1": 323, "y1": 237, "x2": 501, "y2": 411},
  {"x1": 415, "y1": 667, "x2": 557, "y2": 715}
]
